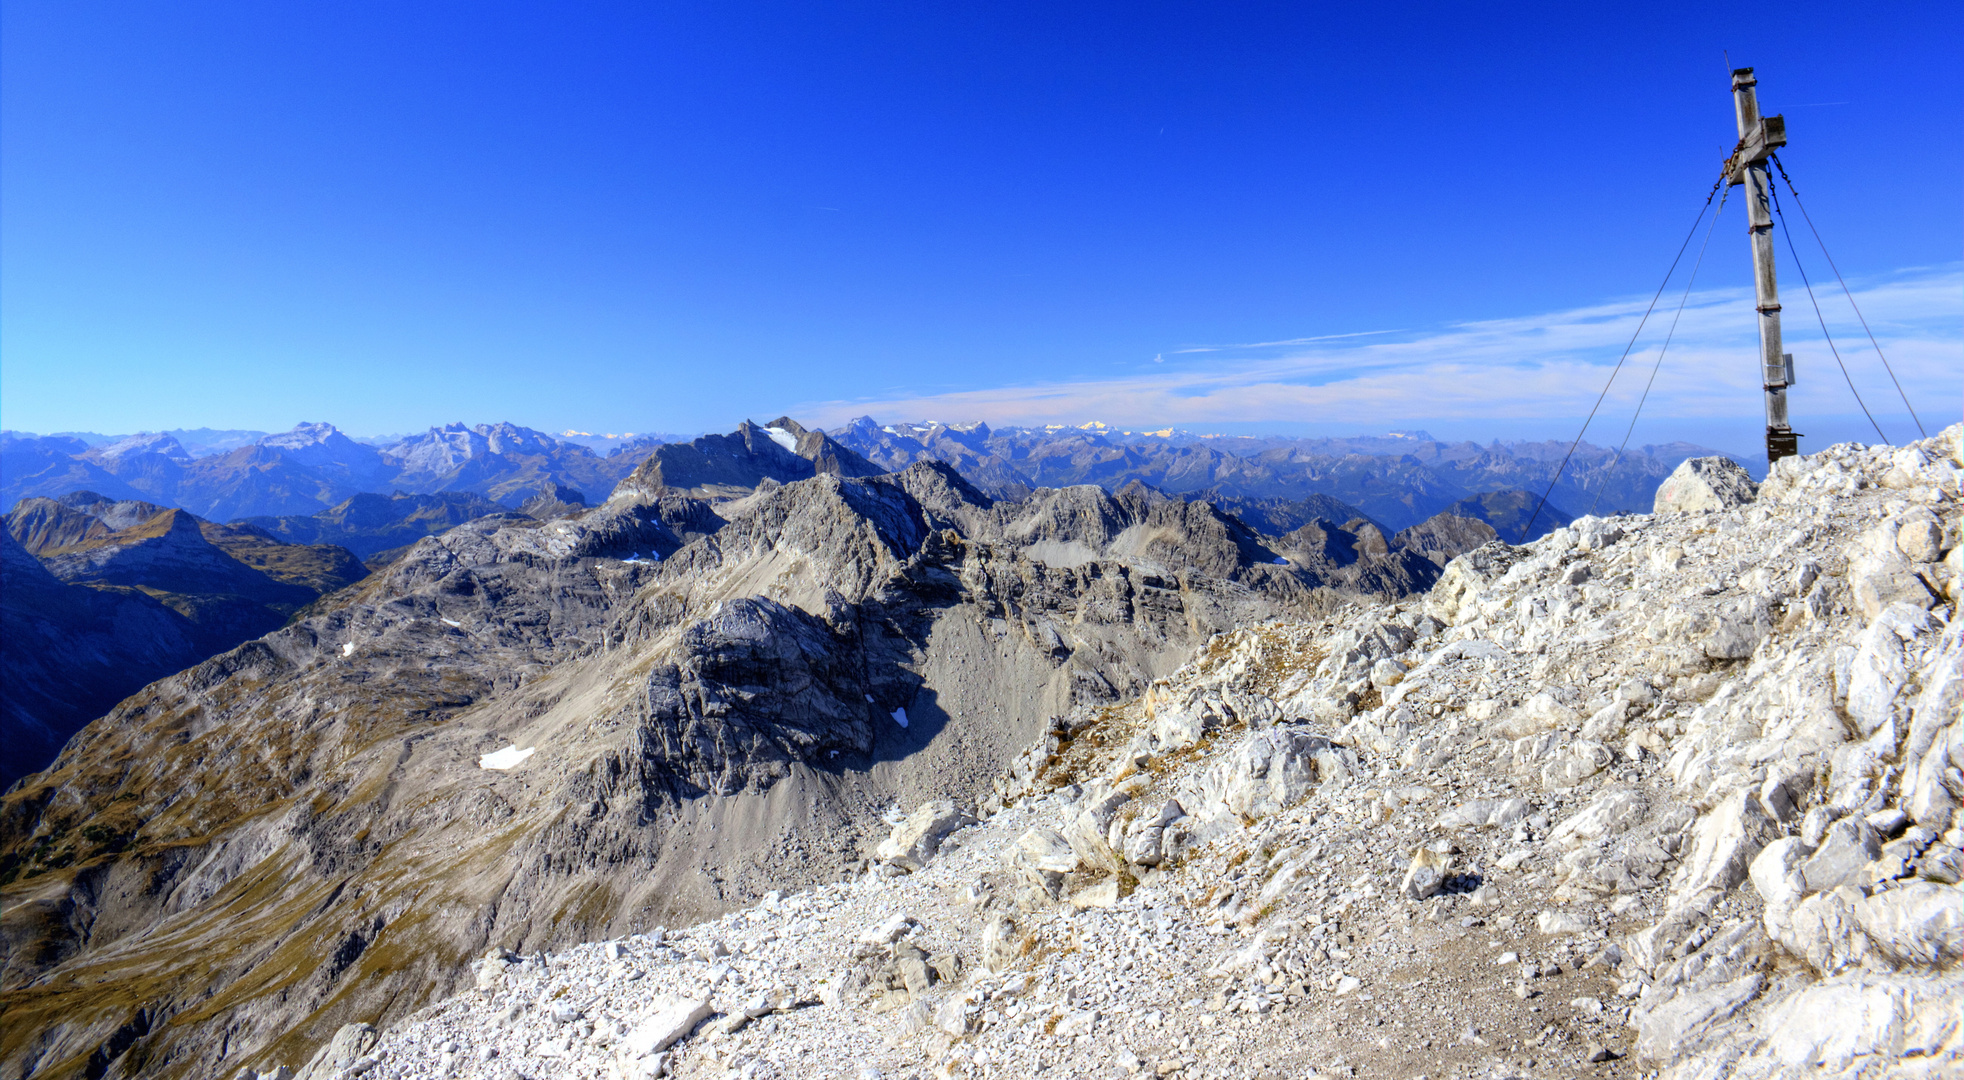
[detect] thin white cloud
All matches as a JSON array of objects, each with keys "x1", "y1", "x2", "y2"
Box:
[{"x1": 797, "y1": 265, "x2": 1961, "y2": 430}]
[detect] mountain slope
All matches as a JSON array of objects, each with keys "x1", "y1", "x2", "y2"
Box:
[
  {"x1": 0, "y1": 461, "x2": 1452, "y2": 1079},
  {"x1": 0, "y1": 496, "x2": 370, "y2": 784},
  {"x1": 0, "y1": 531, "x2": 200, "y2": 789}
]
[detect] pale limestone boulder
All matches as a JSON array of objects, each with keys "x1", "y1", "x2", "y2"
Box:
[
  {"x1": 1063, "y1": 787, "x2": 1132, "y2": 873},
  {"x1": 1775, "y1": 889, "x2": 1873, "y2": 974},
  {"x1": 1190, "y1": 729, "x2": 1330, "y2": 824},
  {"x1": 1749, "y1": 835, "x2": 1812, "y2": 914},
  {"x1": 1845, "y1": 602, "x2": 1941, "y2": 737},
  {"x1": 1436, "y1": 796, "x2": 1530, "y2": 831},
  {"x1": 1756, "y1": 973, "x2": 1964, "y2": 1072},
  {"x1": 1549, "y1": 789, "x2": 1648, "y2": 849},
  {"x1": 1857, "y1": 881, "x2": 1964, "y2": 967},
  {"x1": 1652, "y1": 456, "x2": 1757, "y2": 514},
  {"x1": 293, "y1": 1024, "x2": 376, "y2": 1080},
  {"x1": 1121, "y1": 799, "x2": 1186, "y2": 866},
  {"x1": 1671, "y1": 790, "x2": 1779, "y2": 901},
  {"x1": 1896, "y1": 510, "x2": 1944, "y2": 562},
  {"x1": 1633, "y1": 972, "x2": 1763, "y2": 1064},
  {"x1": 1400, "y1": 847, "x2": 1450, "y2": 900},
  {"x1": 1539, "y1": 740, "x2": 1612, "y2": 790},
  {"x1": 1848, "y1": 543, "x2": 1937, "y2": 620},
  {"x1": 980, "y1": 915, "x2": 1020, "y2": 973},
  {"x1": 874, "y1": 800, "x2": 971, "y2": 873},
  {"x1": 617, "y1": 992, "x2": 714, "y2": 1068},
  {"x1": 1800, "y1": 817, "x2": 1882, "y2": 893},
  {"x1": 1008, "y1": 826, "x2": 1076, "y2": 896}
]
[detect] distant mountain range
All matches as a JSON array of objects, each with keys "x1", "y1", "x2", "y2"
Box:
[
  {"x1": 4, "y1": 416, "x2": 1743, "y2": 539},
  {"x1": 827, "y1": 417, "x2": 1741, "y2": 534},
  {"x1": 0, "y1": 421, "x2": 667, "y2": 522}
]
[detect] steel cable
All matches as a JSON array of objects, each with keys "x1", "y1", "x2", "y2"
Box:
[
  {"x1": 1768, "y1": 179, "x2": 1891, "y2": 444},
  {"x1": 1770, "y1": 155, "x2": 1927, "y2": 438},
  {"x1": 1585, "y1": 183, "x2": 1732, "y2": 518},
  {"x1": 1516, "y1": 173, "x2": 1728, "y2": 544}
]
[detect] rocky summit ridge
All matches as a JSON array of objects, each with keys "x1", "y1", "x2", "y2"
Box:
[{"x1": 256, "y1": 428, "x2": 1959, "y2": 1080}]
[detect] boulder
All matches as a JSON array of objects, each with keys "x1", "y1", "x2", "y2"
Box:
[
  {"x1": 1121, "y1": 799, "x2": 1187, "y2": 866},
  {"x1": 293, "y1": 1024, "x2": 377, "y2": 1080},
  {"x1": 1748, "y1": 836, "x2": 1812, "y2": 915},
  {"x1": 1671, "y1": 790, "x2": 1779, "y2": 901},
  {"x1": 1400, "y1": 848, "x2": 1451, "y2": 900},
  {"x1": 1009, "y1": 827, "x2": 1077, "y2": 896},
  {"x1": 1800, "y1": 817, "x2": 1883, "y2": 894},
  {"x1": 1063, "y1": 787, "x2": 1133, "y2": 873},
  {"x1": 1632, "y1": 972, "x2": 1763, "y2": 1065},
  {"x1": 874, "y1": 800, "x2": 972, "y2": 873},
  {"x1": 1755, "y1": 973, "x2": 1964, "y2": 1072},
  {"x1": 1856, "y1": 881, "x2": 1964, "y2": 967},
  {"x1": 1191, "y1": 729, "x2": 1331, "y2": 824},
  {"x1": 1848, "y1": 547, "x2": 1937, "y2": 621},
  {"x1": 980, "y1": 915, "x2": 1020, "y2": 973},
  {"x1": 1437, "y1": 797, "x2": 1530, "y2": 831},
  {"x1": 1652, "y1": 457, "x2": 1757, "y2": 514},
  {"x1": 617, "y1": 993, "x2": 715, "y2": 1066},
  {"x1": 1845, "y1": 603, "x2": 1940, "y2": 737},
  {"x1": 1549, "y1": 789, "x2": 1647, "y2": 849},
  {"x1": 1772, "y1": 890, "x2": 1872, "y2": 974}
]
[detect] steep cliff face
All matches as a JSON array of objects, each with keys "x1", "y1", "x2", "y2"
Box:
[{"x1": 0, "y1": 462, "x2": 1422, "y2": 1080}]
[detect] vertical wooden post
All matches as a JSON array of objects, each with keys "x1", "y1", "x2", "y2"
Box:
[{"x1": 1729, "y1": 68, "x2": 1797, "y2": 462}]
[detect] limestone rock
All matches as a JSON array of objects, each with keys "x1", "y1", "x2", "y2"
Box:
[
  {"x1": 1632, "y1": 972, "x2": 1762, "y2": 1064},
  {"x1": 1752, "y1": 973, "x2": 1964, "y2": 1073},
  {"x1": 1652, "y1": 456, "x2": 1756, "y2": 514},
  {"x1": 1856, "y1": 881, "x2": 1964, "y2": 967},
  {"x1": 1190, "y1": 728, "x2": 1331, "y2": 825},
  {"x1": 1400, "y1": 848, "x2": 1450, "y2": 900},
  {"x1": 1671, "y1": 790, "x2": 1779, "y2": 901},
  {"x1": 980, "y1": 915, "x2": 1020, "y2": 973},
  {"x1": 1800, "y1": 817, "x2": 1883, "y2": 894},
  {"x1": 293, "y1": 1024, "x2": 377, "y2": 1080},
  {"x1": 874, "y1": 800, "x2": 972, "y2": 873},
  {"x1": 618, "y1": 992, "x2": 715, "y2": 1063},
  {"x1": 1009, "y1": 828, "x2": 1077, "y2": 896}
]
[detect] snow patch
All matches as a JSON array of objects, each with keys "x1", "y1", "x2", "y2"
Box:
[
  {"x1": 441, "y1": 618, "x2": 461, "y2": 628},
  {"x1": 865, "y1": 694, "x2": 875, "y2": 703},
  {"x1": 479, "y1": 745, "x2": 536, "y2": 770},
  {"x1": 891, "y1": 707, "x2": 909, "y2": 729},
  {"x1": 341, "y1": 642, "x2": 356, "y2": 657},
  {"x1": 1273, "y1": 557, "x2": 1290, "y2": 565},
  {"x1": 764, "y1": 427, "x2": 799, "y2": 453}
]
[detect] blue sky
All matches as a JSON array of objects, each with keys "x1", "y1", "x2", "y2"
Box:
[{"x1": 2, "y1": 1, "x2": 1957, "y2": 455}]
